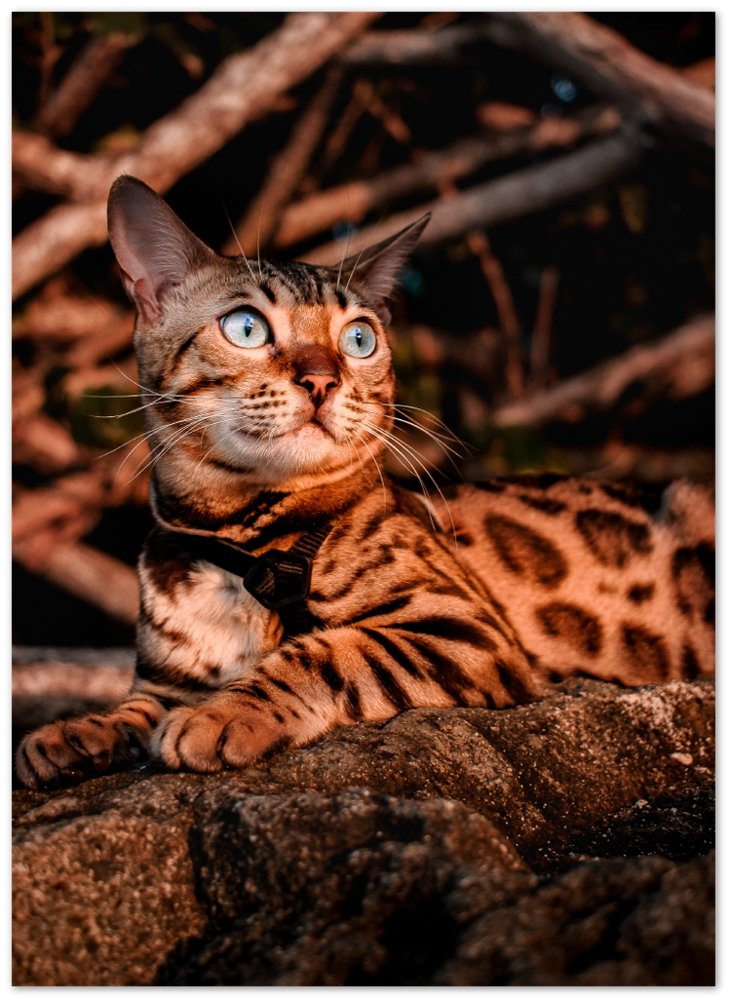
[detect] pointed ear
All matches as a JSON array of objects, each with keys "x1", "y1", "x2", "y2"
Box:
[
  {"x1": 107, "y1": 175, "x2": 215, "y2": 324},
  {"x1": 336, "y1": 214, "x2": 429, "y2": 323}
]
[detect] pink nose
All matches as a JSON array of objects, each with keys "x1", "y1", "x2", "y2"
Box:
[{"x1": 297, "y1": 372, "x2": 339, "y2": 406}]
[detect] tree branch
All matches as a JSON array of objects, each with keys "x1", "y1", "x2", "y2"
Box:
[
  {"x1": 12, "y1": 132, "x2": 107, "y2": 200},
  {"x1": 345, "y1": 14, "x2": 714, "y2": 148},
  {"x1": 273, "y1": 106, "x2": 619, "y2": 251},
  {"x1": 342, "y1": 22, "x2": 494, "y2": 66},
  {"x1": 13, "y1": 539, "x2": 140, "y2": 626},
  {"x1": 34, "y1": 31, "x2": 139, "y2": 139},
  {"x1": 229, "y1": 67, "x2": 343, "y2": 256},
  {"x1": 305, "y1": 131, "x2": 642, "y2": 265},
  {"x1": 492, "y1": 314, "x2": 715, "y2": 427},
  {"x1": 486, "y1": 12, "x2": 715, "y2": 148},
  {"x1": 12, "y1": 11, "x2": 381, "y2": 300}
]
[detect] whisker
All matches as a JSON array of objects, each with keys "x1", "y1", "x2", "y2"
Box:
[
  {"x1": 128, "y1": 412, "x2": 216, "y2": 484},
  {"x1": 361, "y1": 403, "x2": 464, "y2": 488},
  {"x1": 256, "y1": 215, "x2": 263, "y2": 282},
  {"x1": 107, "y1": 436, "x2": 151, "y2": 483},
  {"x1": 361, "y1": 418, "x2": 458, "y2": 545},
  {"x1": 388, "y1": 413, "x2": 463, "y2": 458},
  {"x1": 110, "y1": 363, "x2": 175, "y2": 400},
  {"x1": 363, "y1": 422, "x2": 439, "y2": 534},
  {"x1": 89, "y1": 395, "x2": 182, "y2": 419},
  {"x1": 110, "y1": 415, "x2": 204, "y2": 484},
  {"x1": 84, "y1": 392, "x2": 170, "y2": 400},
  {"x1": 336, "y1": 224, "x2": 354, "y2": 293},
  {"x1": 381, "y1": 402, "x2": 466, "y2": 443},
  {"x1": 94, "y1": 410, "x2": 199, "y2": 462},
  {"x1": 221, "y1": 200, "x2": 258, "y2": 284},
  {"x1": 372, "y1": 400, "x2": 470, "y2": 481},
  {"x1": 192, "y1": 412, "x2": 261, "y2": 478},
  {"x1": 350, "y1": 425, "x2": 388, "y2": 515},
  {"x1": 344, "y1": 243, "x2": 369, "y2": 295},
  {"x1": 95, "y1": 429, "x2": 150, "y2": 462}
]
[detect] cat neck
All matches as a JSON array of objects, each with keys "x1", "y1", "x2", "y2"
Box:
[{"x1": 150, "y1": 455, "x2": 385, "y2": 549}]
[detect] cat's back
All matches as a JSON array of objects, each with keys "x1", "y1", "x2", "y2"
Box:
[{"x1": 431, "y1": 477, "x2": 714, "y2": 686}]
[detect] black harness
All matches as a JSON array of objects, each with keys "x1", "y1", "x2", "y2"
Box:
[{"x1": 166, "y1": 521, "x2": 333, "y2": 637}]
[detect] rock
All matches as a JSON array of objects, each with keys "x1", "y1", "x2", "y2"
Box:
[{"x1": 12, "y1": 677, "x2": 714, "y2": 986}]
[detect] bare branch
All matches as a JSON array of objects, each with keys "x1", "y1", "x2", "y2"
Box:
[
  {"x1": 12, "y1": 278, "x2": 131, "y2": 341},
  {"x1": 117, "y1": 12, "x2": 380, "y2": 194},
  {"x1": 486, "y1": 12, "x2": 715, "y2": 148},
  {"x1": 13, "y1": 657, "x2": 134, "y2": 724},
  {"x1": 305, "y1": 131, "x2": 642, "y2": 265},
  {"x1": 12, "y1": 132, "x2": 107, "y2": 200},
  {"x1": 529, "y1": 266, "x2": 560, "y2": 392},
  {"x1": 229, "y1": 67, "x2": 343, "y2": 256},
  {"x1": 274, "y1": 106, "x2": 619, "y2": 250},
  {"x1": 12, "y1": 414, "x2": 85, "y2": 475},
  {"x1": 12, "y1": 472, "x2": 104, "y2": 545},
  {"x1": 13, "y1": 536, "x2": 139, "y2": 626},
  {"x1": 342, "y1": 22, "x2": 493, "y2": 66},
  {"x1": 467, "y1": 230, "x2": 525, "y2": 398},
  {"x1": 13, "y1": 201, "x2": 110, "y2": 301},
  {"x1": 345, "y1": 14, "x2": 714, "y2": 148},
  {"x1": 492, "y1": 315, "x2": 715, "y2": 427},
  {"x1": 591, "y1": 443, "x2": 714, "y2": 482},
  {"x1": 34, "y1": 31, "x2": 138, "y2": 139},
  {"x1": 12, "y1": 11, "x2": 381, "y2": 300}
]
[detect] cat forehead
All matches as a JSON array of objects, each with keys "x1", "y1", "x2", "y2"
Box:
[{"x1": 227, "y1": 258, "x2": 364, "y2": 311}]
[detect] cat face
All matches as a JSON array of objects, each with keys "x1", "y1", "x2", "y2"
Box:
[
  {"x1": 107, "y1": 176, "x2": 428, "y2": 485},
  {"x1": 143, "y1": 256, "x2": 397, "y2": 481}
]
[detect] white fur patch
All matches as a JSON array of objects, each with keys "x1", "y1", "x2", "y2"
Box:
[{"x1": 140, "y1": 558, "x2": 280, "y2": 686}]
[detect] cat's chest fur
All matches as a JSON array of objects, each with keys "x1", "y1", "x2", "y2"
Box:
[{"x1": 137, "y1": 530, "x2": 284, "y2": 689}]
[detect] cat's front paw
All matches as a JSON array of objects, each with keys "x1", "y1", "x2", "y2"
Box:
[
  {"x1": 16, "y1": 716, "x2": 137, "y2": 789},
  {"x1": 153, "y1": 699, "x2": 285, "y2": 773}
]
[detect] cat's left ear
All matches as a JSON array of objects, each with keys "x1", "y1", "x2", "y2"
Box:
[{"x1": 336, "y1": 214, "x2": 430, "y2": 324}]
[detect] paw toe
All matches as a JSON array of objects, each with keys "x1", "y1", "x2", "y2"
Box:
[
  {"x1": 16, "y1": 724, "x2": 82, "y2": 787},
  {"x1": 155, "y1": 708, "x2": 224, "y2": 772},
  {"x1": 153, "y1": 703, "x2": 282, "y2": 772},
  {"x1": 217, "y1": 716, "x2": 279, "y2": 767},
  {"x1": 63, "y1": 717, "x2": 116, "y2": 764}
]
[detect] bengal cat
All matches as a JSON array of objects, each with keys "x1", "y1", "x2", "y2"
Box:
[{"x1": 15, "y1": 176, "x2": 715, "y2": 788}]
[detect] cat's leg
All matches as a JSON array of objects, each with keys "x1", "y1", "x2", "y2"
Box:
[
  {"x1": 154, "y1": 623, "x2": 535, "y2": 772},
  {"x1": 15, "y1": 692, "x2": 169, "y2": 789}
]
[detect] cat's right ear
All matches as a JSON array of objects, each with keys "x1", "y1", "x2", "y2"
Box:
[
  {"x1": 107, "y1": 175, "x2": 215, "y2": 325},
  {"x1": 336, "y1": 213, "x2": 430, "y2": 324}
]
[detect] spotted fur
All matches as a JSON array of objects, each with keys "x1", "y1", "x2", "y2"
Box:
[
  {"x1": 15, "y1": 177, "x2": 715, "y2": 788},
  {"x1": 434, "y1": 477, "x2": 714, "y2": 686}
]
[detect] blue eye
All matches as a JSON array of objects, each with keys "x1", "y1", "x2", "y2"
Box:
[
  {"x1": 340, "y1": 320, "x2": 376, "y2": 359},
  {"x1": 220, "y1": 309, "x2": 270, "y2": 348}
]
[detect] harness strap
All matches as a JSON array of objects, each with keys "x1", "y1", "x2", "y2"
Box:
[{"x1": 168, "y1": 522, "x2": 333, "y2": 637}]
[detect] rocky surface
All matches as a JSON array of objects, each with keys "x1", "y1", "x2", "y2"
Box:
[{"x1": 12, "y1": 674, "x2": 714, "y2": 986}]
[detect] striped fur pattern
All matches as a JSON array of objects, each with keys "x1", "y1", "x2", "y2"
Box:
[{"x1": 15, "y1": 177, "x2": 715, "y2": 788}]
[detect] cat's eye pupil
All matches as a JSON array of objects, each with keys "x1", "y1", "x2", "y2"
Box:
[{"x1": 220, "y1": 309, "x2": 270, "y2": 349}]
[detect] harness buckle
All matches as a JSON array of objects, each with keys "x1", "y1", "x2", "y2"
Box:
[{"x1": 243, "y1": 549, "x2": 313, "y2": 610}]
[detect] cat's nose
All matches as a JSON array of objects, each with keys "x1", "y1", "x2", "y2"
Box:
[{"x1": 296, "y1": 371, "x2": 340, "y2": 406}]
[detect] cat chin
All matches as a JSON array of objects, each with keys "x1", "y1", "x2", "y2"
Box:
[{"x1": 216, "y1": 432, "x2": 349, "y2": 483}]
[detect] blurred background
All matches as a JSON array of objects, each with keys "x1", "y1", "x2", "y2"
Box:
[{"x1": 12, "y1": 12, "x2": 715, "y2": 648}]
